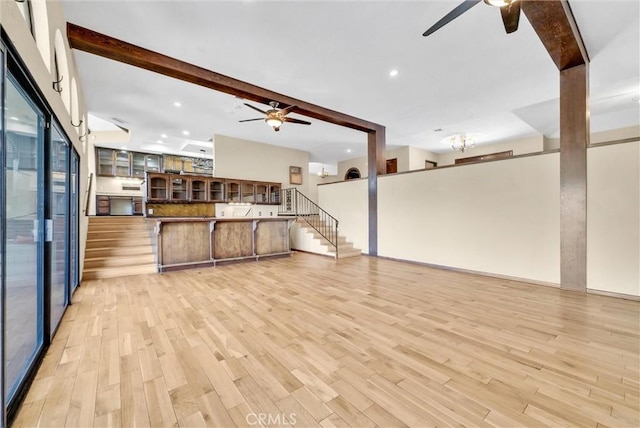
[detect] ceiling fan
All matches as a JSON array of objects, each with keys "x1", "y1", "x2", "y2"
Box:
[
  {"x1": 423, "y1": 0, "x2": 522, "y2": 38},
  {"x1": 239, "y1": 101, "x2": 311, "y2": 132}
]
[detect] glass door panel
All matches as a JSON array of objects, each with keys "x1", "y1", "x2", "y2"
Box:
[
  {"x1": 70, "y1": 149, "x2": 79, "y2": 292},
  {"x1": 146, "y1": 154, "x2": 160, "y2": 172},
  {"x1": 97, "y1": 148, "x2": 114, "y2": 176},
  {"x1": 132, "y1": 153, "x2": 145, "y2": 177},
  {"x1": 4, "y1": 74, "x2": 44, "y2": 403},
  {"x1": 115, "y1": 151, "x2": 130, "y2": 176},
  {"x1": 49, "y1": 124, "x2": 69, "y2": 336}
]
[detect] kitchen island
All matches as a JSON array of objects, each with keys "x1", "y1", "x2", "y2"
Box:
[{"x1": 155, "y1": 216, "x2": 294, "y2": 271}]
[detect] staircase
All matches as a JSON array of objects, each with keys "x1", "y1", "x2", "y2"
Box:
[
  {"x1": 280, "y1": 188, "x2": 361, "y2": 259},
  {"x1": 293, "y1": 219, "x2": 362, "y2": 258},
  {"x1": 83, "y1": 216, "x2": 157, "y2": 280}
]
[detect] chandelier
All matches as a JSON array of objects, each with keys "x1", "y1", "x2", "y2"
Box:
[
  {"x1": 444, "y1": 133, "x2": 477, "y2": 153},
  {"x1": 318, "y1": 167, "x2": 329, "y2": 179}
]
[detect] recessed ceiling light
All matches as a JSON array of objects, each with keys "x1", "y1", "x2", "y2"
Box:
[
  {"x1": 156, "y1": 140, "x2": 163, "y2": 144},
  {"x1": 174, "y1": 101, "x2": 182, "y2": 107},
  {"x1": 182, "y1": 130, "x2": 190, "y2": 136},
  {"x1": 347, "y1": 149, "x2": 352, "y2": 153},
  {"x1": 120, "y1": 146, "x2": 127, "y2": 150},
  {"x1": 434, "y1": 128, "x2": 443, "y2": 132},
  {"x1": 161, "y1": 134, "x2": 167, "y2": 138},
  {"x1": 389, "y1": 69, "x2": 399, "y2": 77}
]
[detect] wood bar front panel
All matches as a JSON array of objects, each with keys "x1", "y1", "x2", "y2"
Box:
[
  {"x1": 147, "y1": 203, "x2": 215, "y2": 217},
  {"x1": 213, "y1": 221, "x2": 254, "y2": 259},
  {"x1": 255, "y1": 221, "x2": 289, "y2": 255},
  {"x1": 160, "y1": 222, "x2": 210, "y2": 265}
]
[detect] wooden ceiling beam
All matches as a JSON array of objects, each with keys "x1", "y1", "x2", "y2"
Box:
[
  {"x1": 521, "y1": 0, "x2": 589, "y2": 71},
  {"x1": 66, "y1": 22, "x2": 382, "y2": 134}
]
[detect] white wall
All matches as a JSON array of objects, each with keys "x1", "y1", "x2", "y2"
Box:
[
  {"x1": 409, "y1": 146, "x2": 439, "y2": 170},
  {"x1": 587, "y1": 141, "x2": 640, "y2": 296},
  {"x1": 437, "y1": 135, "x2": 544, "y2": 166},
  {"x1": 214, "y1": 134, "x2": 310, "y2": 195},
  {"x1": 318, "y1": 179, "x2": 369, "y2": 254},
  {"x1": 378, "y1": 153, "x2": 561, "y2": 284}
]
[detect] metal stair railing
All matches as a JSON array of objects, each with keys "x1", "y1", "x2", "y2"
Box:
[{"x1": 279, "y1": 188, "x2": 339, "y2": 258}]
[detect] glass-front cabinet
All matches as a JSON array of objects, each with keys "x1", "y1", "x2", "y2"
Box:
[
  {"x1": 241, "y1": 182, "x2": 255, "y2": 203},
  {"x1": 209, "y1": 179, "x2": 225, "y2": 202},
  {"x1": 255, "y1": 183, "x2": 268, "y2": 204},
  {"x1": 97, "y1": 148, "x2": 114, "y2": 176},
  {"x1": 132, "y1": 153, "x2": 146, "y2": 177},
  {"x1": 115, "y1": 151, "x2": 130, "y2": 176},
  {"x1": 190, "y1": 179, "x2": 207, "y2": 201},
  {"x1": 148, "y1": 173, "x2": 168, "y2": 200},
  {"x1": 146, "y1": 154, "x2": 160, "y2": 172},
  {"x1": 227, "y1": 181, "x2": 241, "y2": 202},
  {"x1": 171, "y1": 177, "x2": 189, "y2": 201},
  {"x1": 269, "y1": 184, "x2": 281, "y2": 204}
]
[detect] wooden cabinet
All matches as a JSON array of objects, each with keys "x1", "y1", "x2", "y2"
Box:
[
  {"x1": 255, "y1": 183, "x2": 269, "y2": 204},
  {"x1": 148, "y1": 173, "x2": 169, "y2": 200},
  {"x1": 269, "y1": 184, "x2": 281, "y2": 204},
  {"x1": 190, "y1": 179, "x2": 207, "y2": 201},
  {"x1": 227, "y1": 181, "x2": 241, "y2": 202},
  {"x1": 133, "y1": 197, "x2": 143, "y2": 215},
  {"x1": 163, "y1": 155, "x2": 182, "y2": 172},
  {"x1": 145, "y1": 173, "x2": 280, "y2": 207},
  {"x1": 96, "y1": 195, "x2": 110, "y2": 215},
  {"x1": 170, "y1": 177, "x2": 189, "y2": 201},
  {"x1": 96, "y1": 147, "x2": 212, "y2": 177},
  {"x1": 241, "y1": 182, "x2": 255, "y2": 203},
  {"x1": 209, "y1": 179, "x2": 225, "y2": 202},
  {"x1": 182, "y1": 158, "x2": 194, "y2": 173}
]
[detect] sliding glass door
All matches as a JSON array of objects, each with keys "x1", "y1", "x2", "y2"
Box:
[
  {"x1": 49, "y1": 125, "x2": 69, "y2": 335},
  {"x1": 4, "y1": 74, "x2": 45, "y2": 403},
  {"x1": 70, "y1": 149, "x2": 79, "y2": 292}
]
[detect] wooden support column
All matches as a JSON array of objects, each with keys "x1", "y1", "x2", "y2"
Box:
[
  {"x1": 560, "y1": 64, "x2": 589, "y2": 290},
  {"x1": 523, "y1": 0, "x2": 590, "y2": 291},
  {"x1": 367, "y1": 126, "x2": 386, "y2": 256}
]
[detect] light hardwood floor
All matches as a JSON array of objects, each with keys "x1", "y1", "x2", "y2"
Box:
[{"x1": 13, "y1": 253, "x2": 640, "y2": 427}]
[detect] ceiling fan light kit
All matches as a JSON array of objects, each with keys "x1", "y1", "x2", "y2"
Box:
[
  {"x1": 239, "y1": 101, "x2": 311, "y2": 132},
  {"x1": 484, "y1": 0, "x2": 516, "y2": 7}
]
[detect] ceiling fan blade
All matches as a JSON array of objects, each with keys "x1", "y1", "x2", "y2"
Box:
[
  {"x1": 283, "y1": 117, "x2": 311, "y2": 125},
  {"x1": 423, "y1": 0, "x2": 482, "y2": 37},
  {"x1": 500, "y1": 1, "x2": 521, "y2": 34},
  {"x1": 279, "y1": 105, "x2": 298, "y2": 116},
  {"x1": 239, "y1": 118, "x2": 263, "y2": 123},
  {"x1": 243, "y1": 103, "x2": 268, "y2": 115}
]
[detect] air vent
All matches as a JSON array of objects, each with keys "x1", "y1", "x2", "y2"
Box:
[
  {"x1": 122, "y1": 185, "x2": 140, "y2": 191},
  {"x1": 111, "y1": 117, "x2": 126, "y2": 124}
]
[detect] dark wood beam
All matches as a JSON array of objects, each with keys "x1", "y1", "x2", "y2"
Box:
[
  {"x1": 559, "y1": 64, "x2": 588, "y2": 291},
  {"x1": 367, "y1": 126, "x2": 386, "y2": 256},
  {"x1": 67, "y1": 22, "x2": 386, "y2": 255},
  {"x1": 66, "y1": 23, "x2": 380, "y2": 133},
  {"x1": 522, "y1": 0, "x2": 589, "y2": 71}
]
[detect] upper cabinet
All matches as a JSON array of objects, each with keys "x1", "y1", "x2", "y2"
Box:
[
  {"x1": 96, "y1": 147, "x2": 212, "y2": 178},
  {"x1": 97, "y1": 148, "x2": 115, "y2": 176},
  {"x1": 145, "y1": 173, "x2": 281, "y2": 205}
]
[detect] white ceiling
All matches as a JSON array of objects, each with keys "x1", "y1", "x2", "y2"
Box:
[{"x1": 62, "y1": 0, "x2": 640, "y2": 164}]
